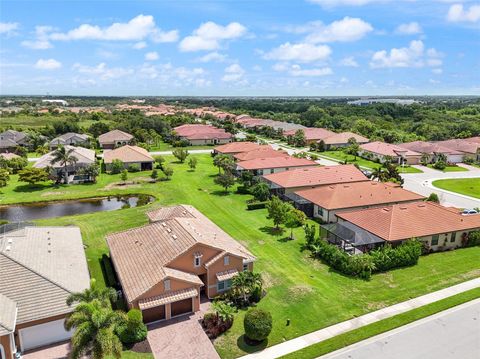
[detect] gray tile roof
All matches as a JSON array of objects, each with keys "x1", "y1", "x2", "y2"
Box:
[
  {"x1": 33, "y1": 145, "x2": 95, "y2": 169},
  {"x1": 0, "y1": 293, "x2": 17, "y2": 335},
  {"x1": 0, "y1": 226, "x2": 90, "y2": 325}
]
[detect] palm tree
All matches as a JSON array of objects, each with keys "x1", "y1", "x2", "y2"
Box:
[
  {"x1": 64, "y1": 300, "x2": 127, "y2": 359},
  {"x1": 50, "y1": 145, "x2": 78, "y2": 183},
  {"x1": 370, "y1": 167, "x2": 385, "y2": 181},
  {"x1": 66, "y1": 278, "x2": 117, "y2": 307},
  {"x1": 211, "y1": 301, "x2": 235, "y2": 324},
  {"x1": 232, "y1": 271, "x2": 263, "y2": 304}
]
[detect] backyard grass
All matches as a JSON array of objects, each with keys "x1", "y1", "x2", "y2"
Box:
[
  {"x1": 149, "y1": 141, "x2": 215, "y2": 152},
  {"x1": 426, "y1": 164, "x2": 468, "y2": 172},
  {"x1": 281, "y1": 287, "x2": 480, "y2": 359},
  {"x1": 432, "y1": 178, "x2": 480, "y2": 199},
  {"x1": 2, "y1": 154, "x2": 479, "y2": 358}
]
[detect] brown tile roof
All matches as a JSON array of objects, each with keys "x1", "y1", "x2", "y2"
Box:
[
  {"x1": 283, "y1": 127, "x2": 335, "y2": 141},
  {"x1": 138, "y1": 287, "x2": 198, "y2": 310},
  {"x1": 237, "y1": 156, "x2": 317, "y2": 171},
  {"x1": 107, "y1": 205, "x2": 254, "y2": 303},
  {"x1": 98, "y1": 129, "x2": 133, "y2": 144},
  {"x1": 216, "y1": 269, "x2": 238, "y2": 281},
  {"x1": 173, "y1": 124, "x2": 232, "y2": 140},
  {"x1": 399, "y1": 141, "x2": 464, "y2": 155},
  {"x1": 234, "y1": 147, "x2": 287, "y2": 161},
  {"x1": 360, "y1": 141, "x2": 422, "y2": 157},
  {"x1": 103, "y1": 145, "x2": 154, "y2": 164},
  {"x1": 34, "y1": 145, "x2": 95, "y2": 169},
  {"x1": 214, "y1": 142, "x2": 262, "y2": 154},
  {"x1": 322, "y1": 132, "x2": 369, "y2": 145},
  {"x1": 263, "y1": 164, "x2": 368, "y2": 189},
  {"x1": 295, "y1": 181, "x2": 425, "y2": 210},
  {"x1": 434, "y1": 138, "x2": 480, "y2": 155},
  {"x1": 336, "y1": 202, "x2": 480, "y2": 242}
]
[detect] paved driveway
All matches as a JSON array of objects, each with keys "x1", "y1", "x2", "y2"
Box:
[
  {"x1": 147, "y1": 300, "x2": 220, "y2": 359},
  {"x1": 22, "y1": 341, "x2": 71, "y2": 359}
]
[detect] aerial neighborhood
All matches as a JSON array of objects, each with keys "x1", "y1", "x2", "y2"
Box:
[{"x1": 0, "y1": 95, "x2": 479, "y2": 359}]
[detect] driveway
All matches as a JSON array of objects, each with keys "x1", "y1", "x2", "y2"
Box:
[
  {"x1": 319, "y1": 298, "x2": 480, "y2": 359},
  {"x1": 22, "y1": 341, "x2": 71, "y2": 359},
  {"x1": 401, "y1": 165, "x2": 480, "y2": 209},
  {"x1": 147, "y1": 299, "x2": 220, "y2": 359}
]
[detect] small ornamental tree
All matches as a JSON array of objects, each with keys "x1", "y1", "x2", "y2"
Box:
[
  {"x1": 293, "y1": 129, "x2": 306, "y2": 147},
  {"x1": 213, "y1": 154, "x2": 234, "y2": 174},
  {"x1": 117, "y1": 309, "x2": 148, "y2": 344},
  {"x1": 188, "y1": 157, "x2": 198, "y2": 171},
  {"x1": 0, "y1": 169, "x2": 10, "y2": 188},
  {"x1": 18, "y1": 168, "x2": 50, "y2": 186},
  {"x1": 151, "y1": 169, "x2": 158, "y2": 180},
  {"x1": 243, "y1": 308, "x2": 272, "y2": 343},
  {"x1": 110, "y1": 159, "x2": 124, "y2": 174},
  {"x1": 285, "y1": 208, "x2": 307, "y2": 239},
  {"x1": 77, "y1": 163, "x2": 100, "y2": 183},
  {"x1": 251, "y1": 182, "x2": 270, "y2": 202},
  {"x1": 172, "y1": 148, "x2": 189, "y2": 163},
  {"x1": 214, "y1": 171, "x2": 235, "y2": 193},
  {"x1": 154, "y1": 155, "x2": 165, "y2": 170},
  {"x1": 162, "y1": 166, "x2": 173, "y2": 180},
  {"x1": 426, "y1": 192, "x2": 440, "y2": 203},
  {"x1": 120, "y1": 169, "x2": 128, "y2": 183},
  {"x1": 344, "y1": 137, "x2": 360, "y2": 160},
  {"x1": 266, "y1": 196, "x2": 290, "y2": 229}
]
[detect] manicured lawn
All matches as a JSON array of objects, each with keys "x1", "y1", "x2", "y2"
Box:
[
  {"x1": 149, "y1": 141, "x2": 215, "y2": 151},
  {"x1": 426, "y1": 164, "x2": 468, "y2": 172},
  {"x1": 321, "y1": 151, "x2": 382, "y2": 169},
  {"x1": 3, "y1": 155, "x2": 479, "y2": 358},
  {"x1": 397, "y1": 166, "x2": 423, "y2": 173},
  {"x1": 281, "y1": 287, "x2": 480, "y2": 359},
  {"x1": 432, "y1": 178, "x2": 480, "y2": 199}
]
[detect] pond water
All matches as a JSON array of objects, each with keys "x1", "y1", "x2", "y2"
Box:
[{"x1": 0, "y1": 195, "x2": 154, "y2": 222}]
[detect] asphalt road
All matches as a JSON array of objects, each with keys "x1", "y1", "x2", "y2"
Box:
[{"x1": 319, "y1": 299, "x2": 480, "y2": 359}]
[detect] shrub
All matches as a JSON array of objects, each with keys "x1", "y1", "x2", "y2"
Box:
[
  {"x1": 433, "y1": 161, "x2": 446, "y2": 170},
  {"x1": 110, "y1": 159, "x2": 124, "y2": 174},
  {"x1": 127, "y1": 164, "x2": 140, "y2": 172},
  {"x1": 247, "y1": 201, "x2": 267, "y2": 210},
  {"x1": 151, "y1": 169, "x2": 158, "y2": 180},
  {"x1": 251, "y1": 182, "x2": 270, "y2": 202},
  {"x1": 118, "y1": 309, "x2": 148, "y2": 344},
  {"x1": 370, "y1": 240, "x2": 422, "y2": 272},
  {"x1": 244, "y1": 308, "x2": 272, "y2": 342},
  {"x1": 236, "y1": 186, "x2": 251, "y2": 194},
  {"x1": 101, "y1": 254, "x2": 118, "y2": 288},
  {"x1": 466, "y1": 231, "x2": 480, "y2": 247},
  {"x1": 426, "y1": 193, "x2": 440, "y2": 203}
]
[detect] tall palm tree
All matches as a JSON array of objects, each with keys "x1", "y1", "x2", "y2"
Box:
[
  {"x1": 66, "y1": 278, "x2": 117, "y2": 307},
  {"x1": 64, "y1": 300, "x2": 127, "y2": 359},
  {"x1": 232, "y1": 271, "x2": 263, "y2": 303},
  {"x1": 50, "y1": 145, "x2": 78, "y2": 183}
]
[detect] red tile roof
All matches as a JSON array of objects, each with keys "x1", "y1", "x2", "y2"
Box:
[
  {"x1": 214, "y1": 142, "x2": 262, "y2": 154},
  {"x1": 263, "y1": 164, "x2": 368, "y2": 188},
  {"x1": 237, "y1": 156, "x2": 317, "y2": 171},
  {"x1": 399, "y1": 141, "x2": 464, "y2": 155},
  {"x1": 322, "y1": 132, "x2": 369, "y2": 145},
  {"x1": 360, "y1": 141, "x2": 421, "y2": 157},
  {"x1": 173, "y1": 124, "x2": 232, "y2": 140},
  {"x1": 337, "y1": 201, "x2": 480, "y2": 242},
  {"x1": 104, "y1": 145, "x2": 154, "y2": 164},
  {"x1": 234, "y1": 147, "x2": 287, "y2": 161},
  {"x1": 295, "y1": 181, "x2": 424, "y2": 210},
  {"x1": 434, "y1": 138, "x2": 480, "y2": 155},
  {"x1": 283, "y1": 127, "x2": 335, "y2": 141}
]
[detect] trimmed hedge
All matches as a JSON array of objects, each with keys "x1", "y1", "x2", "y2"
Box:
[
  {"x1": 118, "y1": 309, "x2": 148, "y2": 344},
  {"x1": 101, "y1": 254, "x2": 118, "y2": 288},
  {"x1": 247, "y1": 201, "x2": 267, "y2": 210},
  {"x1": 244, "y1": 308, "x2": 272, "y2": 342},
  {"x1": 370, "y1": 241, "x2": 423, "y2": 272}
]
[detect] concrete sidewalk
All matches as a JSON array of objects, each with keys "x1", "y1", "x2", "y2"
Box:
[{"x1": 240, "y1": 277, "x2": 480, "y2": 359}]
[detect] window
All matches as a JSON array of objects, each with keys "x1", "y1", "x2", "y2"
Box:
[
  {"x1": 431, "y1": 234, "x2": 439, "y2": 246},
  {"x1": 224, "y1": 255, "x2": 230, "y2": 266},
  {"x1": 217, "y1": 281, "x2": 225, "y2": 291},
  {"x1": 317, "y1": 206, "x2": 324, "y2": 216},
  {"x1": 164, "y1": 279, "x2": 171, "y2": 291},
  {"x1": 450, "y1": 232, "x2": 456, "y2": 243},
  {"x1": 194, "y1": 253, "x2": 202, "y2": 267},
  {"x1": 243, "y1": 263, "x2": 248, "y2": 272}
]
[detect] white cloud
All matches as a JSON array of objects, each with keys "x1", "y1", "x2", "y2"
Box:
[
  {"x1": 308, "y1": 0, "x2": 381, "y2": 7},
  {"x1": 370, "y1": 40, "x2": 443, "y2": 68},
  {"x1": 304, "y1": 17, "x2": 373, "y2": 43},
  {"x1": 0, "y1": 22, "x2": 19, "y2": 35},
  {"x1": 272, "y1": 62, "x2": 290, "y2": 72},
  {"x1": 21, "y1": 26, "x2": 53, "y2": 49},
  {"x1": 34, "y1": 58, "x2": 62, "y2": 70},
  {"x1": 145, "y1": 51, "x2": 159, "y2": 61},
  {"x1": 48, "y1": 15, "x2": 178, "y2": 42},
  {"x1": 222, "y1": 63, "x2": 245, "y2": 82},
  {"x1": 340, "y1": 77, "x2": 349, "y2": 83},
  {"x1": 73, "y1": 62, "x2": 133, "y2": 80},
  {"x1": 264, "y1": 42, "x2": 331, "y2": 63},
  {"x1": 138, "y1": 63, "x2": 208, "y2": 87},
  {"x1": 395, "y1": 22, "x2": 422, "y2": 35},
  {"x1": 197, "y1": 52, "x2": 227, "y2": 62},
  {"x1": 447, "y1": 4, "x2": 480, "y2": 23},
  {"x1": 340, "y1": 56, "x2": 359, "y2": 67},
  {"x1": 432, "y1": 68, "x2": 443, "y2": 74},
  {"x1": 133, "y1": 41, "x2": 147, "y2": 49},
  {"x1": 289, "y1": 65, "x2": 333, "y2": 76},
  {"x1": 179, "y1": 21, "x2": 247, "y2": 52}
]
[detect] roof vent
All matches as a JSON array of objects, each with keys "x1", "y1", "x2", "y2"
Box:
[
  {"x1": 167, "y1": 228, "x2": 172, "y2": 233},
  {"x1": 418, "y1": 203, "x2": 426, "y2": 207},
  {"x1": 399, "y1": 206, "x2": 408, "y2": 210},
  {"x1": 161, "y1": 222, "x2": 167, "y2": 227},
  {"x1": 7, "y1": 238, "x2": 12, "y2": 244},
  {"x1": 172, "y1": 234, "x2": 178, "y2": 240},
  {"x1": 5, "y1": 245, "x2": 11, "y2": 251}
]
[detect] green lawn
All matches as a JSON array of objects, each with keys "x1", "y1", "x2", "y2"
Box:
[
  {"x1": 281, "y1": 287, "x2": 480, "y2": 359},
  {"x1": 432, "y1": 178, "x2": 480, "y2": 199},
  {"x1": 320, "y1": 151, "x2": 382, "y2": 169},
  {"x1": 426, "y1": 164, "x2": 468, "y2": 172},
  {"x1": 149, "y1": 141, "x2": 215, "y2": 152},
  {"x1": 2, "y1": 154, "x2": 479, "y2": 358}
]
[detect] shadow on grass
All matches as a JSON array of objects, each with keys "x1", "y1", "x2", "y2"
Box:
[
  {"x1": 259, "y1": 226, "x2": 284, "y2": 237},
  {"x1": 277, "y1": 236, "x2": 294, "y2": 243},
  {"x1": 211, "y1": 190, "x2": 231, "y2": 196},
  {"x1": 13, "y1": 183, "x2": 55, "y2": 193},
  {"x1": 236, "y1": 335, "x2": 268, "y2": 354}
]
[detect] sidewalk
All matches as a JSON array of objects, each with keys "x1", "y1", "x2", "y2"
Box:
[{"x1": 239, "y1": 277, "x2": 480, "y2": 359}]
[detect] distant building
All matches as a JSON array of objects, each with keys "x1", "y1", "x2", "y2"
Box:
[
  {"x1": 283, "y1": 127, "x2": 335, "y2": 145},
  {"x1": 434, "y1": 137, "x2": 480, "y2": 162},
  {"x1": 98, "y1": 129, "x2": 134, "y2": 150},
  {"x1": 398, "y1": 141, "x2": 465, "y2": 164},
  {"x1": 213, "y1": 142, "x2": 263, "y2": 156},
  {"x1": 41, "y1": 99, "x2": 69, "y2": 106},
  {"x1": 49, "y1": 132, "x2": 90, "y2": 149},
  {"x1": 347, "y1": 98, "x2": 418, "y2": 106},
  {"x1": 236, "y1": 156, "x2": 317, "y2": 176},
  {"x1": 0, "y1": 130, "x2": 29, "y2": 152},
  {"x1": 173, "y1": 124, "x2": 232, "y2": 146},
  {"x1": 103, "y1": 145, "x2": 154, "y2": 171},
  {"x1": 359, "y1": 141, "x2": 422, "y2": 165}
]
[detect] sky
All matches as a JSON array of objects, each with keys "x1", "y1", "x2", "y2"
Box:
[{"x1": 0, "y1": 0, "x2": 479, "y2": 96}]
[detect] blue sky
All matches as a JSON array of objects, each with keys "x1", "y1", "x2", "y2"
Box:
[{"x1": 1, "y1": 0, "x2": 479, "y2": 96}]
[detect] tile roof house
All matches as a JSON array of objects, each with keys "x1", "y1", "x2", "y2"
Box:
[
  {"x1": 236, "y1": 156, "x2": 318, "y2": 176},
  {"x1": 107, "y1": 205, "x2": 255, "y2": 323},
  {"x1": 283, "y1": 128, "x2": 336, "y2": 145},
  {"x1": 173, "y1": 124, "x2": 233, "y2": 146},
  {"x1": 0, "y1": 139, "x2": 18, "y2": 153},
  {"x1": 0, "y1": 225, "x2": 90, "y2": 356},
  {"x1": 359, "y1": 141, "x2": 422, "y2": 165},
  {"x1": 33, "y1": 145, "x2": 96, "y2": 183},
  {"x1": 262, "y1": 164, "x2": 369, "y2": 195},
  {"x1": 213, "y1": 141, "x2": 262, "y2": 155},
  {"x1": 98, "y1": 129, "x2": 134, "y2": 150},
  {"x1": 0, "y1": 153, "x2": 20, "y2": 161},
  {"x1": 103, "y1": 145, "x2": 154, "y2": 171},
  {"x1": 233, "y1": 146, "x2": 287, "y2": 161},
  {"x1": 49, "y1": 132, "x2": 90, "y2": 149},
  {"x1": 295, "y1": 181, "x2": 425, "y2": 222},
  {"x1": 332, "y1": 201, "x2": 480, "y2": 252},
  {"x1": 0, "y1": 131, "x2": 29, "y2": 153},
  {"x1": 321, "y1": 132, "x2": 369, "y2": 148},
  {"x1": 434, "y1": 137, "x2": 480, "y2": 161},
  {"x1": 398, "y1": 141, "x2": 465, "y2": 164}
]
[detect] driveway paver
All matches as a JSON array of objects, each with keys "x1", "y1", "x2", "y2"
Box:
[
  {"x1": 147, "y1": 299, "x2": 220, "y2": 359},
  {"x1": 22, "y1": 341, "x2": 71, "y2": 359}
]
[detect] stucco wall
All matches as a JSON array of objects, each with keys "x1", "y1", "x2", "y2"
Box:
[
  {"x1": 168, "y1": 243, "x2": 220, "y2": 275},
  {"x1": 206, "y1": 253, "x2": 244, "y2": 298},
  {"x1": 0, "y1": 334, "x2": 13, "y2": 359}
]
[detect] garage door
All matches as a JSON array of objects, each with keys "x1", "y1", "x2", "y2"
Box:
[
  {"x1": 19, "y1": 319, "x2": 72, "y2": 352},
  {"x1": 171, "y1": 298, "x2": 192, "y2": 317},
  {"x1": 142, "y1": 305, "x2": 165, "y2": 323}
]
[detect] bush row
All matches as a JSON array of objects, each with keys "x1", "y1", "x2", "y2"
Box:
[
  {"x1": 370, "y1": 241, "x2": 423, "y2": 272},
  {"x1": 247, "y1": 201, "x2": 268, "y2": 210}
]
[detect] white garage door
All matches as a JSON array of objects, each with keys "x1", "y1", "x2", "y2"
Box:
[{"x1": 19, "y1": 319, "x2": 72, "y2": 352}]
